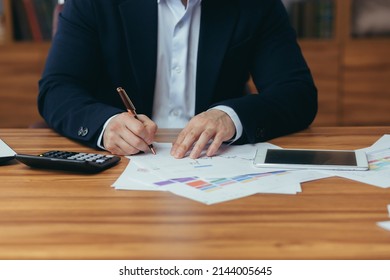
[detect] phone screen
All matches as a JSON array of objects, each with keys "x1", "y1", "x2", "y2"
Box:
[{"x1": 265, "y1": 149, "x2": 357, "y2": 166}]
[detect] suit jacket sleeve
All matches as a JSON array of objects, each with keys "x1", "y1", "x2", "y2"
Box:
[{"x1": 38, "y1": 0, "x2": 124, "y2": 148}]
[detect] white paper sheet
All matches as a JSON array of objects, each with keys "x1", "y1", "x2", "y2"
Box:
[
  {"x1": 377, "y1": 221, "x2": 390, "y2": 232},
  {"x1": 128, "y1": 142, "x2": 280, "y2": 179},
  {"x1": 112, "y1": 161, "x2": 167, "y2": 191},
  {"x1": 0, "y1": 139, "x2": 16, "y2": 163},
  {"x1": 376, "y1": 204, "x2": 390, "y2": 232}
]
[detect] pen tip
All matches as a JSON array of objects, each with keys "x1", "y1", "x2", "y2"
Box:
[{"x1": 150, "y1": 145, "x2": 156, "y2": 155}]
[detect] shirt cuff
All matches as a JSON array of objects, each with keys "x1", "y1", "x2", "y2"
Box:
[
  {"x1": 97, "y1": 114, "x2": 120, "y2": 149},
  {"x1": 209, "y1": 105, "x2": 243, "y2": 143}
]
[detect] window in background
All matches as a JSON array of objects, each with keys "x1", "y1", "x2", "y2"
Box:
[{"x1": 352, "y1": 0, "x2": 390, "y2": 38}]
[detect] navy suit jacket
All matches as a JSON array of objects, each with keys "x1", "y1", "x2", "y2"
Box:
[{"x1": 38, "y1": 0, "x2": 317, "y2": 148}]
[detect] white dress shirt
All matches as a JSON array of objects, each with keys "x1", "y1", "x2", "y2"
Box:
[
  {"x1": 152, "y1": 0, "x2": 200, "y2": 128},
  {"x1": 98, "y1": 0, "x2": 242, "y2": 148}
]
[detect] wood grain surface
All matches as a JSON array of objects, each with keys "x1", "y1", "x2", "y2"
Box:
[{"x1": 0, "y1": 127, "x2": 390, "y2": 260}]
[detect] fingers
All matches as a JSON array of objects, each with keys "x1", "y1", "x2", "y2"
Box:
[
  {"x1": 136, "y1": 114, "x2": 158, "y2": 144},
  {"x1": 171, "y1": 127, "x2": 199, "y2": 159},
  {"x1": 171, "y1": 110, "x2": 236, "y2": 159},
  {"x1": 103, "y1": 113, "x2": 157, "y2": 155},
  {"x1": 189, "y1": 129, "x2": 225, "y2": 159}
]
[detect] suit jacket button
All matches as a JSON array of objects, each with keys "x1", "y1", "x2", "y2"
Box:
[
  {"x1": 78, "y1": 127, "x2": 89, "y2": 137},
  {"x1": 256, "y1": 128, "x2": 265, "y2": 139}
]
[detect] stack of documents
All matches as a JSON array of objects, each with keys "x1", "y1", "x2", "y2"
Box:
[
  {"x1": 113, "y1": 134, "x2": 390, "y2": 204},
  {"x1": 112, "y1": 142, "x2": 330, "y2": 204}
]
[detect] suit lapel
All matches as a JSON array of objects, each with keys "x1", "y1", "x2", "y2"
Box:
[
  {"x1": 196, "y1": 0, "x2": 239, "y2": 113},
  {"x1": 118, "y1": 0, "x2": 157, "y2": 117}
]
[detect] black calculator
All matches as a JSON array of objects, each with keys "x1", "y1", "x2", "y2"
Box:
[{"x1": 15, "y1": 151, "x2": 121, "y2": 173}]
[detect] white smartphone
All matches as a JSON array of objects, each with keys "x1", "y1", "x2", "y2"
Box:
[{"x1": 253, "y1": 148, "x2": 369, "y2": 171}]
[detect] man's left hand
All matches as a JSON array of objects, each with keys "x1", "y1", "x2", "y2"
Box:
[{"x1": 170, "y1": 109, "x2": 236, "y2": 159}]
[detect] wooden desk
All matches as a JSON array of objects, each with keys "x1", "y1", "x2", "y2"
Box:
[{"x1": 1, "y1": 127, "x2": 390, "y2": 260}]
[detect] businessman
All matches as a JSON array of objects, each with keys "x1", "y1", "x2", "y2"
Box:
[{"x1": 38, "y1": 0, "x2": 317, "y2": 159}]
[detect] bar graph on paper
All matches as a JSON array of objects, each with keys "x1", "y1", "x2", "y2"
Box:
[
  {"x1": 153, "y1": 171, "x2": 288, "y2": 193},
  {"x1": 368, "y1": 148, "x2": 390, "y2": 171}
]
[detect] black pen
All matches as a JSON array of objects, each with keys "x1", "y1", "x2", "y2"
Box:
[{"x1": 116, "y1": 87, "x2": 156, "y2": 155}]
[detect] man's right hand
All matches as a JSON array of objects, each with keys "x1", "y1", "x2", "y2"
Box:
[{"x1": 102, "y1": 112, "x2": 157, "y2": 155}]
